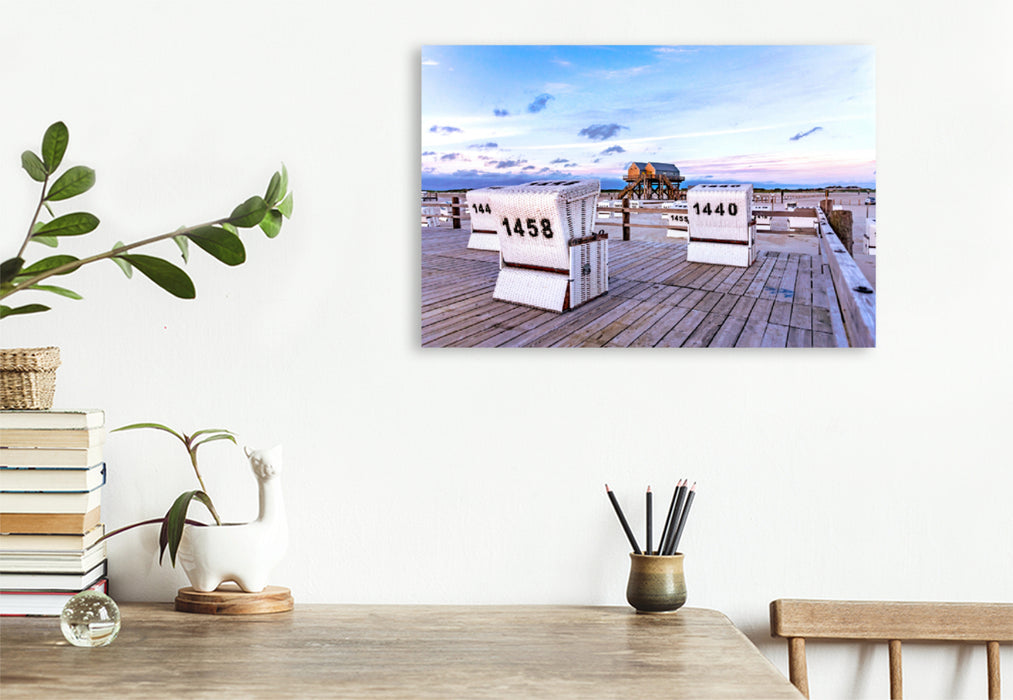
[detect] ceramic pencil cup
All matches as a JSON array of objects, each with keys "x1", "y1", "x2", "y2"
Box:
[{"x1": 626, "y1": 553, "x2": 686, "y2": 613}]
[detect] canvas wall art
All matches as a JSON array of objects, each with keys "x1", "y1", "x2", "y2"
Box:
[{"x1": 421, "y1": 45, "x2": 876, "y2": 348}]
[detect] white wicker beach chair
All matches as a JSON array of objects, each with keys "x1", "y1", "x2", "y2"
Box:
[
  {"x1": 469, "y1": 180, "x2": 606, "y2": 312},
  {"x1": 687, "y1": 184, "x2": 756, "y2": 267}
]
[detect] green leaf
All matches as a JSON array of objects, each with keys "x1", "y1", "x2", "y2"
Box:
[
  {"x1": 42, "y1": 122, "x2": 69, "y2": 172},
  {"x1": 192, "y1": 433, "x2": 238, "y2": 452},
  {"x1": 186, "y1": 226, "x2": 246, "y2": 266},
  {"x1": 21, "y1": 151, "x2": 47, "y2": 182},
  {"x1": 259, "y1": 209, "x2": 283, "y2": 238},
  {"x1": 173, "y1": 235, "x2": 190, "y2": 263},
  {"x1": 18, "y1": 255, "x2": 80, "y2": 277},
  {"x1": 34, "y1": 212, "x2": 99, "y2": 237},
  {"x1": 32, "y1": 235, "x2": 59, "y2": 248},
  {"x1": 189, "y1": 428, "x2": 235, "y2": 439},
  {"x1": 228, "y1": 196, "x2": 268, "y2": 228},
  {"x1": 109, "y1": 242, "x2": 133, "y2": 278},
  {"x1": 1, "y1": 258, "x2": 24, "y2": 285},
  {"x1": 46, "y1": 165, "x2": 95, "y2": 201},
  {"x1": 111, "y1": 422, "x2": 186, "y2": 442},
  {"x1": 1, "y1": 304, "x2": 50, "y2": 319},
  {"x1": 118, "y1": 254, "x2": 196, "y2": 299},
  {"x1": 221, "y1": 222, "x2": 238, "y2": 236},
  {"x1": 279, "y1": 164, "x2": 289, "y2": 199},
  {"x1": 277, "y1": 191, "x2": 293, "y2": 219},
  {"x1": 28, "y1": 284, "x2": 82, "y2": 300},
  {"x1": 264, "y1": 171, "x2": 283, "y2": 207},
  {"x1": 160, "y1": 490, "x2": 220, "y2": 566}
]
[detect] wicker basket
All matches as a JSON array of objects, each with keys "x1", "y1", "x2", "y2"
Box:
[{"x1": 0, "y1": 346, "x2": 61, "y2": 409}]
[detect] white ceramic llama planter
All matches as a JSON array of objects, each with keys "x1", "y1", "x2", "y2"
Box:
[{"x1": 177, "y1": 445, "x2": 288, "y2": 593}]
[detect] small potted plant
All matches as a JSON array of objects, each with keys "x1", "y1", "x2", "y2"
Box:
[
  {"x1": 0, "y1": 121, "x2": 293, "y2": 408},
  {"x1": 101, "y1": 422, "x2": 288, "y2": 596}
]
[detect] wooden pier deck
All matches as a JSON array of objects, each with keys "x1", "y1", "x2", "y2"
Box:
[{"x1": 421, "y1": 227, "x2": 847, "y2": 348}]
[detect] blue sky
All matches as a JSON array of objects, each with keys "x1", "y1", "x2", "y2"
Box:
[{"x1": 421, "y1": 45, "x2": 875, "y2": 190}]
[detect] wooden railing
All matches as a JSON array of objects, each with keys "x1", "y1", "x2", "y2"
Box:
[
  {"x1": 815, "y1": 206, "x2": 876, "y2": 347},
  {"x1": 422, "y1": 193, "x2": 818, "y2": 240}
]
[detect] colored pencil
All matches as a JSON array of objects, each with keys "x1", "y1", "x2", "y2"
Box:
[
  {"x1": 670, "y1": 482, "x2": 696, "y2": 555},
  {"x1": 605, "y1": 484, "x2": 641, "y2": 554},
  {"x1": 646, "y1": 486, "x2": 653, "y2": 555}
]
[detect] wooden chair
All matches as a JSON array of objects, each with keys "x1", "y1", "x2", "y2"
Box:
[{"x1": 769, "y1": 599, "x2": 1013, "y2": 699}]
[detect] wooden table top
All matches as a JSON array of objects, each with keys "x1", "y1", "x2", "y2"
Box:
[{"x1": 1, "y1": 604, "x2": 802, "y2": 698}]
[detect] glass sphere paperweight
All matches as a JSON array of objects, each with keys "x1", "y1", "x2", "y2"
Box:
[{"x1": 60, "y1": 590, "x2": 121, "y2": 647}]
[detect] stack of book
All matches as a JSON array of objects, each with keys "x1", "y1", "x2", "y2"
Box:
[{"x1": 0, "y1": 409, "x2": 109, "y2": 616}]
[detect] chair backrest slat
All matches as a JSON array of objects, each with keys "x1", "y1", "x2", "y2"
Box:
[
  {"x1": 769, "y1": 599, "x2": 1012, "y2": 699},
  {"x1": 771, "y1": 599, "x2": 1013, "y2": 642}
]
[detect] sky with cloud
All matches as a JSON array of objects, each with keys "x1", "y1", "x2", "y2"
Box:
[{"x1": 421, "y1": 45, "x2": 875, "y2": 190}]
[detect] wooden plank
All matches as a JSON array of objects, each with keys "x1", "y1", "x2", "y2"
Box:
[
  {"x1": 656, "y1": 309, "x2": 709, "y2": 347},
  {"x1": 681, "y1": 310, "x2": 729, "y2": 348},
  {"x1": 786, "y1": 326, "x2": 812, "y2": 348},
  {"x1": 522, "y1": 296, "x2": 628, "y2": 348},
  {"x1": 709, "y1": 315, "x2": 747, "y2": 348},
  {"x1": 761, "y1": 323, "x2": 789, "y2": 348},
  {"x1": 551, "y1": 299, "x2": 646, "y2": 348},
  {"x1": 789, "y1": 303, "x2": 812, "y2": 331},
  {"x1": 769, "y1": 300, "x2": 792, "y2": 327},
  {"x1": 735, "y1": 299, "x2": 774, "y2": 348},
  {"x1": 770, "y1": 600, "x2": 1013, "y2": 641},
  {"x1": 628, "y1": 306, "x2": 692, "y2": 347},
  {"x1": 604, "y1": 302, "x2": 683, "y2": 348},
  {"x1": 729, "y1": 295, "x2": 757, "y2": 319},
  {"x1": 473, "y1": 309, "x2": 560, "y2": 348}
]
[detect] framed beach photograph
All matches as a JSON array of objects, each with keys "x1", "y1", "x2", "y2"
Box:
[{"x1": 420, "y1": 45, "x2": 876, "y2": 348}]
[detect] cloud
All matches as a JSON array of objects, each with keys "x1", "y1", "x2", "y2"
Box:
[
  {"x1": 527, "y1": 94, "x2": 554, "y2": 113},
  {"x1": 550, "y1": 158, "x2": 569, "y2": 164},
  {"x1": 522, "y1": 165, "x2": 536, "y2": 170},
  {"x1": 552, "y1": 59, "x2": 571, "y2": 67},
  {"x1": 430, "y1": 125, "x2": 462, "y2": 134},
  {"x1": 422, "y1": 59, "x2": 439, "y2": 66},
  {"x1": 468, "y1": 142, "x2": 499, "y2": 150},
  {"x1": 579, "y1": 124, "x2": 628, "y2": 141},
  {"x1": 600, "y1": 145, "x2": 626, "y2": 155},
  {"x1": 440, "y1": 153, "x2": 463, "y2": 161},
  {"x1": 493, "y1": 109, "x2": 509, "y2": 117},
  {"x1": 790, "y1": 126, "x2": 823, "y2": 141},
  {"x1": 421, "y1": 169, "x2": 576, "y2": 190},
  {"x1": 494, "y1": 159, "x2": 527, "y2": 169},
  {"x1": 422, "y1": 151, "x2": 436, "y2": 156}
]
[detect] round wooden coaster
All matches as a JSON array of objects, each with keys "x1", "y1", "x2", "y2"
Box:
[{"x1": 174, "y1": 583, "x2": 294, "y2": 615}]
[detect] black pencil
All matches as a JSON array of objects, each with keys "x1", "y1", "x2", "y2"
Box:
[
  {"x1": 658, "y1": 478, "x2": 684, "y2": 554},
  {"x1": 605, "y1": 484, "x2": 641, "y2": 554},
  {"x1": 662, "y1": 480, "x2": 689, "y2": 555},
  {"x1": 670, "y1": 482, "x2": 696, "y2": 555},
  {"x1": 646, "y1": 486, "x2": 653, "y2": 555}
]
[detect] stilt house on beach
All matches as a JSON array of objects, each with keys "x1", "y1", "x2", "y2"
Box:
[{"x1": 621, "y1": 161, "x2": 686, "y2": 200}]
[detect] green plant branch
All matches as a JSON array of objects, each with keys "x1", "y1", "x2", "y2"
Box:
[
  {"x1": 1, "y1": 215, "x2": 231, "y2": 301},
  {"x1": 187, "y1": 443, "x2": 211, "y2": 496},
  {"x1": 17, "y1": 174, "x2": 50, "y2": 259},
  {"x1": 95, "y1": 517, "x2": 209, "y2": 545}
]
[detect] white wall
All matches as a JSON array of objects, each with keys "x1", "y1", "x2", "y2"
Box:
[{"x1": 3, "y1": 2, "x2": 1010, "y2": 698}]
